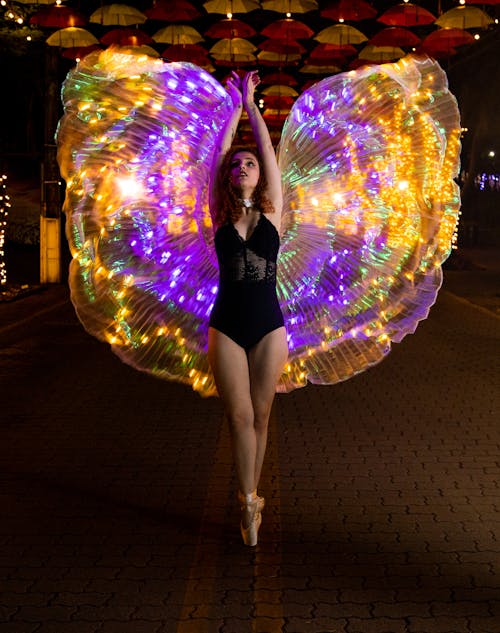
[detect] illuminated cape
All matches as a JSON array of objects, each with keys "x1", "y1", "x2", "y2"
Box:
[{"x1": 56, "y1": 49, "x2": 461, "y2": 396}]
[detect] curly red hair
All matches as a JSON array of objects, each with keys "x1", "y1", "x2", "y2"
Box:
[{"x1": 213, "y1": 147, "x2": 275, "y2": 226}]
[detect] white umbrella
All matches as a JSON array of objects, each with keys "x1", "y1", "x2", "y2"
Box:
[
  {"x1": 210, "y1": 37, "x2": 257, "y2": 55},
  {"x1": 358, "y1": 45, "x2": 405, "y2": 61}
]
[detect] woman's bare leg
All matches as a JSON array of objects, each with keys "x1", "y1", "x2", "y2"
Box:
[
  {"x1": 248, "y1": 327, "x2": 288, "y2": 489},
  {"x1": 208, "y1": 327, "x2": 256, "y2": 496}
]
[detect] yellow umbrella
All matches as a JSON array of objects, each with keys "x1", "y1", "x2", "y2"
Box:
[
  {"x1": 89, "y1": 4, "x2": 147, "y2": 26},
  {"x1": 203, "y1": 0, "x2": 260, "y2": 14},
  {"x1": 262, "y1": 0, "x2": 318, "y2": 13},
  {"x1": 46, "y1": 27, "x2": 99, "y2": 48},
  {"x1": 211, "y1": 53, "x2": 257, "y2": 65},
  {"x1": 300, "y1": 64, "x2": 341, "y2": 74},
  {"x1": 315, "y1": 24, "x2": 368, "y2": 45},
  {"x1": 435, "y1": 6, "x2": 494, "y2": 29},
  {"x1": 358, "y1": 45, "x2": 405, "y2": 61},
  {"x1": 153, "y1": 25, "x2": 204, "y2": 45},
  {"x1": 210, "y1": 37, "x2": 256, "y2": 55},
  {"x1": 257, "y1": 50, "x2": 302, "y2": 65},
  {"x1": 262, "y1": 84, "x2": 299, "y2": 96}
]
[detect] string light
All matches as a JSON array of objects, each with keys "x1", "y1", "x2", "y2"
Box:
[{"x1": 0, "y1": 175, "x2": 10, "y2": 285}]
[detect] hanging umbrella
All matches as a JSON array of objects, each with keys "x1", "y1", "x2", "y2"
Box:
[
  {"x1": 358, "y1": 45, "x2": 405, "y2": 62},
  {"x1": 16, "y1": 0, "x2": 54, "y2": 3},
  {"x1": 205, "y1": 18, "x2": 256, "y2": 38},
  {"x1": 320, "y1": 0, "x2": 377, "y2": 22},
  {"x1": 145, "y1": 0, "x2": 201, "y2": 22},
  {"x1": 258, "y1": 50, "x2": 302, "y2": 66},
  {"x1": 212, "y1": 53, "x2": 257, "y2": 66},
  {"x1": 46, "y1": 27, "x2": 99, "y2": 48},
  {"x1": 100, "y1": 28, "x2": 154, "y2": 47},
  {"x1": 378, "y1": 3, "x2": 436, "y2": 27},
  {"x1": 62, "y1": 45, "x2": 102, "y2": 61},
  {"x1": 89, "y1": 4, "x2": 147, "y2": 27},
  {"x1": 259, "y1": 39, "x2": 306, "y2": 54},
  {"x1": 300, "y1": 64, "x2": 341, "y2": 74},
  {"x1": 261, "y1": 0, "x2": 319, "y2": 13},
  {"x1": 435, "y1": 6, "x2": 494, "y2": 30},
  {"x1": 203, "y1": 0, "x2": 260, "y2": 15},
  {"x1": 30, "y1": 5, "x2": 87, "y2": 28},
  {"x1": 262, "y1": 84, "x2": 299, "y2": 96},
  {"x1": 464, "y1": 0, "x2": 500, "y2": 4},
  {"x1": 210, "y1": 37, "x2": 256, "y2": 55},
  {"x1": 153, "y1": 25, "x2": 204, "y2": 45},
  {"x1": 368, "y1": 27, "x2": 421, "y2": 47},
  {"x1": 261, "y1": 18, "x2": 314, "y2": 39},
  {"x1": 315, "y1": 24, "x2": 368, "y2": 45},
  {"x1": 162, "y1": 44, "x2": 210, "y2": 63},
  {"x1": 118, "y1": 45, "x2": 160, "y2": 57},
  {"x1": 261, "y1": 70, "x2": 298, "y2": 85},
  {"x1": 422, "y1": 28, "x2": 475, "y2": 50}
]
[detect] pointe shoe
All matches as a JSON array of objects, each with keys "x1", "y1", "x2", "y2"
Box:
[{"x1": 238, "y1": 490, "x2": 264, "y2": 547}]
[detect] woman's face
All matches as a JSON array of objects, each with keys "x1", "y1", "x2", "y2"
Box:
[{"x1": 229, "y1": 151, "x2": 260, "y2": 193}]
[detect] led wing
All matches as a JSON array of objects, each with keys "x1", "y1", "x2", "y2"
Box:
[
  {"x1": 276, "y1": 55, "x2": 461, "y2": 392},
  {"x1": 57, "y1": 49, "x2": 234, "y2": 396}
]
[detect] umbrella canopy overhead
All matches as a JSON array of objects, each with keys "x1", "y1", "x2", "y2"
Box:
[
  {"x1": 315, "y1": 24, "x2": 368, "y2": 45},
  {"x1": 435, "y1": 6, "x2": 494, "y2": 30},
  {"x1": 261, "y1": 18, "x2": 314, "y2": 40},
  {"x1": 261, "y1": 84, "x2": 299, "y2": 96},
  {"x1": 46, "y1": 27, "x2": 99, "y2": 48},
  {"x1": 261, "y1": 0, "x2": 319, "y2": 14},
  {"x1": 377, "y1": 3, "x2": 436, "y2": 27},
  {"x1": 145, "y1": 0, "x2": 201, "y2": 22},
  {"x1": 259, "y1": 38, "x2": 306, "y2": 54},
  {"x1": 205, "y1": 18, "x2": 256, "y2": 38},
  {"x1": 368, "y1": 27, "x2": 421, "y2": 48},
  {"x1": 100, "y1": 28, "x2": 154, "y2": 47},
  {"x1": 30, "y1": 6, "x2": 87, "y2": 29},
  {"x1": 422, "y1": 28, "x2": 475, "y2": 51},
  {"x1": 321, "y1": 0, "x2": 377, "y2": 22},
  {"x1": 89, "y1": 4, "x2": 147, "y2": 27},
  {"x1": 203, "y1": 0, "x2": 260, "y2": 15},
  {"x1": 210, "y1": 36, "x2": 256, "y2": 54},
  {"x1": 358, "y1": 44, "x2": 405, "y2": 62},
  {"x1": 153, "y1": 24, "x2": 204, "y2": 45},
  {"x1": 261, "y1": 70, "x2": 298, "y2": 85}
]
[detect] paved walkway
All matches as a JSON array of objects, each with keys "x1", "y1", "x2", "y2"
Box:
[{"x1": 0, "y1": 263, "x2": 499, "y2": 632}]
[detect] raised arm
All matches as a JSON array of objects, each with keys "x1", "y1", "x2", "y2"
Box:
[
  {"x1": 242, "y1": 71, "x2": 283, "y2": 222},
  {"x1": 209, "y1": 72, "x2": 243, "y2": 222}
]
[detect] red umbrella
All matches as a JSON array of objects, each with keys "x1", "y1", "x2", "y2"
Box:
[
  {"x1": 310, "y1": 42, "x2": 357, "y2": 58},
  {"x1": 421, "y1": 28, "x2": 475, "y2": 51},
  {"x1": 369, "y1": 27, "x2": 421, "y2": 47},
  {"x1": 321, "y1": 0, "x2": 377, "y2": 22},
  {"x1": 30, "y1": 5, "x2": 87, "y2": 28},
  {"x1": 261, "y1": 70, "x2": 298, "y2": 85},
  {"x1": 100, "y1": 28, "x2": 154, "y2": 47},
  {"x1": 378, "y1": 3, "x2": 436, "y2": 27},
  {"x1": 205, "y1": 18, "x2": 256, "y2": 38},
  {"x1": 259, "y1": 39, "x2": 306, "y2": 54},
  {"x1": 162, "y1": 44, "x2": 210, "y2": 64},
  {"x1": 145, "y1": 0, "x2": 201, "y2": 22},
  {"x1": 62, "y1": 45, "x2": 102, "y2": 60},
  {"x1": 261, "y1": 18, "x2": 314, "y2": 39}
]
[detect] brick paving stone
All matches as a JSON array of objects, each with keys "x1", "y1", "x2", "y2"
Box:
[
  {"x1": 346, "y1": 618, "x2": 409, "y2": 633},
  {"x1": 285, "y1": 616, "x2": 348, "y2": 632},
  {"x1": 468, "y1": 617, "x2": 500, "y2": 633},
  {"x1": 36, "y1": 622, "x2": 100, "y2": 633},
  {"x1": 407, "y1": 616, "x2": 471, "y2": 632},
  {"x1": 99, "y1": 621, "x2": 165, "y2": 633}
]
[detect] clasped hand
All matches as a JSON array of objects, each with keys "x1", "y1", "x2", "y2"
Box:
[{"x1": 225, "y1": 70, "x2": 260, "y2": 110}]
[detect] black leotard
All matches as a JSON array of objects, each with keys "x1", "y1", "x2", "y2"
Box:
[{"x1": 209, "y1": 213, "x2": 285, "y2": 351}]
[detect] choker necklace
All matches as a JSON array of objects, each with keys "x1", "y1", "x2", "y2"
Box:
[{"x1": 241, "y1": 198, "x2": 252, "y2": 208}]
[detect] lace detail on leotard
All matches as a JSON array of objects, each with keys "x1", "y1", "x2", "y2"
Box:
[{"x1": 225, "y1": 249, "x2": 277, "y2": 283}]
